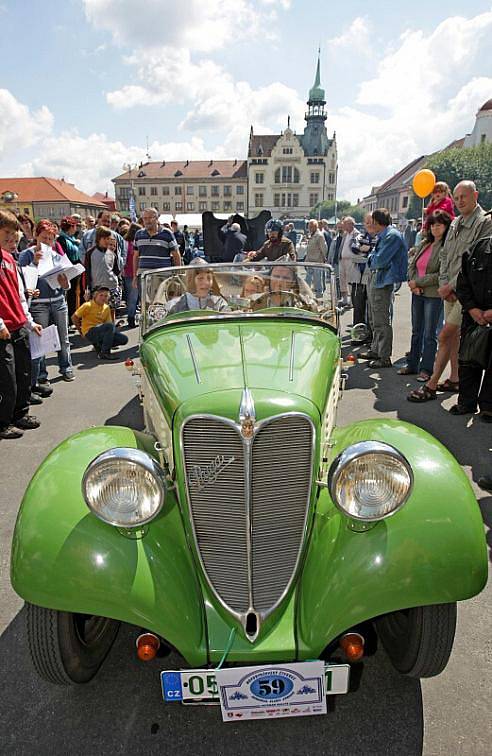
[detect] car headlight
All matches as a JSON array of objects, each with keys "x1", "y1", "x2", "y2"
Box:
[
  {"x1": 82, "y1": 448, "x2": 166, "y2": 527},
  {"x1": 328, "y1": 441, "x2": 413, "y2": 521}
]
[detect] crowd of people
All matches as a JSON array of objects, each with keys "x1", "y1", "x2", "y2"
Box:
[{"x1": 1, "y1": 180, "x2": 492, "y2": 454}]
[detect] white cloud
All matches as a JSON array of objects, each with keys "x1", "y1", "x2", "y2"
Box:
[
  {"x1": 0, "y1": 90, "x2": 53, "y2": 154},
  {"x1": 83, "y1": 0, "x2": 264, "y2": 52},
  {"x1": 329, "y1": 16, "x2": 372, "y2": 49}
]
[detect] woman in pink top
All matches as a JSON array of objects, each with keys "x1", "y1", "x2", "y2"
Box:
[{"x1": 399, "y1": 210, "x2": 452, "y2": 381}]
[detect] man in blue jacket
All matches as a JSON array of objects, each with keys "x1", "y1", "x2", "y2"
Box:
[{"x1": 359, "y1": 208, "x2": 407, "y2": 368}]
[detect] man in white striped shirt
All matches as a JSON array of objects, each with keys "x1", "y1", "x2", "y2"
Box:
[{"x1": 132, "y1": 208, "x2": 181, "y2": 290}]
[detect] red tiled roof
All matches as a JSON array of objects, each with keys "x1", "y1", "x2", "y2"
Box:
[
  {"x1": 92, "y1": 191, "x2": 114, "y2": 202},
  {"x1": 377, "y1": 156, "x2": 427, "y2": 194},
  {"x1": 248, "y1": 135, "x2": 280, "y2": 158},
  {"x1": 0, "y1": 177, "x2": 107, "y2": 206},
  {"x1": 443, "y1": 137, "x2": 465, "y2": 150},
  {"x1": 113, "y1": 160, "x2": 247, "y2": 181},
  {"x1": 479, "y1": 99, "x2": 492, "y2": 112}
]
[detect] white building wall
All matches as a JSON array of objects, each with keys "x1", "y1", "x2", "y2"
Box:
[{"x1": 464, "y1": 111, "x2": 492, "y2": 147}]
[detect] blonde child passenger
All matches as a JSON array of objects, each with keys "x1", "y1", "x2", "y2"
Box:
[{"x1": 423, "y1": 181, "x2": 455, "y2": 229}]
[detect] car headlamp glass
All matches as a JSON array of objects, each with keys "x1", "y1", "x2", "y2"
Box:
[
  {"x1": 328, "y1": 441, "x2": 412, "y2": 521},
  {"x1": 82, "y1": 448, "x2": 166, "y2": 527}
]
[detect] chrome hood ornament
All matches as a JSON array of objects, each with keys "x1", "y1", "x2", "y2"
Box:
[{"x1": 239, "y1": 388, "x2": 256, "y2": 439}]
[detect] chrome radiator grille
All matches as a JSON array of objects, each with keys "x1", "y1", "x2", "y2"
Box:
[{"x1": 182, "y1": 414, "x2": 313, "y2": 621}]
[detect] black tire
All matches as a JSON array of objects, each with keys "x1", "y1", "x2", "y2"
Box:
[
  {"x1": 376, "y1": 603, "x2": 457, "y2": 678},
  {"x1": 27, "y1": 603, "x2": 120, "y2": 685}
]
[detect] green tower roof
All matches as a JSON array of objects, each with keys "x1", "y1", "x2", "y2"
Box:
[{"x1": 308, "y1": 52, "x2": 325, "y2": 102}]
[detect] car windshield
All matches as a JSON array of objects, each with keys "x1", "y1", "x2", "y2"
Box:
[{"x1": 141, "y1": 262, "x2": 337, "y2": 334}]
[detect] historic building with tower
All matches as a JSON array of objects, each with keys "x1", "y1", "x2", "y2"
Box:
[{"x1": 247, "y1": 54, "x2": 338, "y2": 217}]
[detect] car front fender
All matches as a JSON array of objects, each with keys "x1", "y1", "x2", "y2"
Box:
[
  {"x1": 10, "y1": 426, "x2": 207, "y2": 666},
  {"x1": 297, "y1": 419, "x2": 488, "y2": 658}
]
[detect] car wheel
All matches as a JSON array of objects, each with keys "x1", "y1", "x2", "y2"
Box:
[
  {"x1": 27, "y1": 603, "x2": 120, "y2": 685},
  {"x1": 376, "y1": 603, "x2": 457, "y2": 678}
]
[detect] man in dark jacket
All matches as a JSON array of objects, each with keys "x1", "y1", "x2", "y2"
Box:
[
  {"x1": 452, "y1": 231, "x2": 492, "y2": 419},
  {"x1": 222, "y1": 222, "x2": 247, "y2": 262}
]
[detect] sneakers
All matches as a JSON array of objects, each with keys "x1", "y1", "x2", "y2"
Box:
[
  {"x1": 15, "y1": 415, "x2": 41, "y2": 430},
  {"x1": 98, "y1": 352, "x2": 118, "y2": 361},
  {"x1": 33, "y1": 383, "x2": 53, "y2": 397},
  {"x1": 359, "y1": 350, "x2": 379, "y2": 360},
  {"x1": 61, "y1": 370, "x2": 75, "y2": 382},
  {"x1": 29, "y1": 393, "x2": 43, "y2": 405},
  {"x1": 0, "y1": 424, "x2": 24, "y2": 439}
]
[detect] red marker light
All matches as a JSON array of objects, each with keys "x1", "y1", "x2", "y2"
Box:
[{"x1": 136, "y1": 632, "x2": 160, "y2": 661}]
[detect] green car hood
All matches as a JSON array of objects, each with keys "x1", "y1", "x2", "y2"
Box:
[{"x1": 139, "y1": 317, "x2": 340, "y2": 420}]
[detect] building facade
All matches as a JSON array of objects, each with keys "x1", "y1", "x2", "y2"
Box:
[
  {"x1": 112, "y1": 160, "x2": 247, "y2": 217},
  {"x1": 0, "y1": 177, "x2": 106, "y2": 221},
  {"x1": 247, "y1": 56, "x2": 337, "y2": 217},
  {"x1": 464, "y1": 99, "x2": 492, "y2": 147}
]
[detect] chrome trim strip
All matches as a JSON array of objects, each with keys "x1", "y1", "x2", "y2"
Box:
[
  {"x1": 239, "y1": 388, "x2": 256, "y2": 423},
  {"x1": 186, "y1": 333, "x2": 201, "y2": 384},
  {"x1": 145, "y1": 311, "x2": 338, "y2": 336},
  {"x1": 180, "y1": 411, "x2": 315, "y2": 640},
  {"x1": 289, "y1": 330, "x2": 296, "y2": 382}
]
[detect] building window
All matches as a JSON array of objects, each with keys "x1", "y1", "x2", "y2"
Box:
[
  {"x1": 163, "y1": 202, "x2": 170, "y2": 211},
  {"x1": 282, "y1": 147, "x2": 293, "y2": 154},
  {"x1": 119, "y1": 187, "x2": 131, "y2": 198},
  {"x1": 150, "y1": 186, "x2": 158, "y2": 196},
  {"x1": 309, "y1": 193, "x2": 319, "y2": 207},
  {"x1": 174, "y1": 186, "x2": 181, "y2": 195},
  {"x1": 199, "y1": 201, "x2": 207, "y2": 211},
  {"x1": 310, "y1": 172, "x2": 320, "y2": 184},
  {"x1": 212, "y1": 201, "x2": 220, "y2": 211},
  {"x1": 481, "y1": 134, "x2": 486, "y2": 143},
  {"x1": 274, "y1": 193, "x2": 280, "y2": 207},
  {"x1": 274, "y1": 166, "x2": 300, "y2": 183},
  {"x1": 223, "y1": 185, "x2": 232, "y2": 197},
  {"x1": 292, "y1": 194, "x2": 299, "y2": 207},
  {"x1": 162, "y1": 186, "x2": 170, "y2": 195},
  {"x1": 139, "y1": 201, "x2": 145, "y2": 211},
  {"x1": 175, "y1": 201, "x2": 183, "y2": 210},
  {"x1": 199, "y1": 186, "x2": 207, "y2": 197},
  {"x1": 255, "y1": 173, "x2": 264, "y2": 184},
  {"x1": 187, "y1": 186, "x2": 194, "y2": 195},
  {"x1": 236, "y1": 202, "x2": 244, "y2": 211},
  {"x1": 255, "y1": 193, "x2": 263, "y2": 208},
  {"x1": 236, "y1": 185, "x2": 244, "y2": 195},
  {"x1": 138, "y1": 186, "x2": 146, "y2": 196},
  {"x1": 402, "y1": 196, "x2": 409, "y2": 209},
  {"x1": 327, "y1": 193, "x2": 333, "y2": 201},
  {"x1": 211, "y1": 185, "x2": 220, "y2": 196},
  {"x1": 187, "y1": 202, "x2": 195, "y2": 210},
  {"x1": 328, "y1": 172, "x2": 335, "y2": 184},
  {"x1": 151, "y1": 202, "x2": 159, "y2": 210},
  {"x1": 224, "y1": 201, "x2": 232, "y2": 211}
]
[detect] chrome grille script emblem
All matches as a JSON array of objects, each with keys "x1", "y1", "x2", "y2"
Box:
[{"x1": 188, "y1": 454, "x2": 235, "y2": 491}]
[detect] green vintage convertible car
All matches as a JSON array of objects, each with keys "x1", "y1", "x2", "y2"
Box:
[{"x1": 11, "y1": 261, "x2": 487, "y2": 720}]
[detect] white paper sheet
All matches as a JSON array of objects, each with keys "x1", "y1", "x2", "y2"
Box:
[
  {"x1": 28, "y1": 324, "x2": 61, "y2": 360},
  {"x1": 36, "y1": 244, "x2": 57, "y2": 277},
  {"x1": 44, "y1": 262, "x2": 85, "y2": 290},
  {"x1": 21, "y1": 266, "x2": 39, "y2": 291}
]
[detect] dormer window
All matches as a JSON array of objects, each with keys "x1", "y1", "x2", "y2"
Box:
[
  {"x1": 174, "y1": 170, "x2": 183, "y2": 177},
  {"x1": 211, "y1": 169, "x2": 221, "y2": 176},
  {"x1": 137, "y1": 171, "x2": 146, "y2": 178}
]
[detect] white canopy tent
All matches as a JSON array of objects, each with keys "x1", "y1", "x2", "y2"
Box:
[{"x1": 157, "y1": 213, "x2": 232, "y2": 229}]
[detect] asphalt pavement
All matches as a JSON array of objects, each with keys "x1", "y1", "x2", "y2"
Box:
[{"x1": 0, "y1": 289, "x2": 490, "y2": 756}]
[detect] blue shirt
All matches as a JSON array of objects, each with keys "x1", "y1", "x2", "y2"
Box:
[
  {"x1": 368, "y1": 226, "x2": 408, "y2": 288},
  {"x1": 134, "y1": 228, "x2": 179, "y2": 271}
]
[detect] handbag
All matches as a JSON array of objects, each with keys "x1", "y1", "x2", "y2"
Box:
[{"x1": 459, "y1": 324, "x2": 492, "y2": 369}]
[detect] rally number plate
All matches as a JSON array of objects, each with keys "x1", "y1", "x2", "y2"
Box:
[{"x1": 161, "y1": 662, "x2": 350, "y2": 719}]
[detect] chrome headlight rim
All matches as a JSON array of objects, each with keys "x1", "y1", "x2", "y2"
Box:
[
  {"x1": 328, "y1": 441, "x2": 413, "y2": 522},
  {"x1": 82, "y1": 447, "x2": 166, "y2": 528}
]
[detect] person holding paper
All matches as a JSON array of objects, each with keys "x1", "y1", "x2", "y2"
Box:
[
  {"x1": 18, "y1": 219, "x2": 75, "y2": 386},
  {"x1": 72, "y1": 287, "x2": 128, "y2": 360},
  {"x1": 0, "y1": 210, "x2": 43, "y2": 439}
]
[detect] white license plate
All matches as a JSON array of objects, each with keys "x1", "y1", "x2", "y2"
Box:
[{"x1": 161, "y1": 662, "x2": 350, "y2": 719}]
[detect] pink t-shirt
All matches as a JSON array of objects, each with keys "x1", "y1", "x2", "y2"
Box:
[{"x1": 416, "y1": 243, "x2": 432, "y2": 279}]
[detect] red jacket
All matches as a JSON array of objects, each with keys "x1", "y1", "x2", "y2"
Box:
[
  {"x1": 424, "y1": 197, "x2": 455, "y2": 228},
  {"x1": 0, "y1": 249, "x2": 28, "y2": 332}
]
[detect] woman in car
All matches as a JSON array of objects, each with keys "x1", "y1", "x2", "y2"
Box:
[{"x1": 167, "y1": 260, "x2": 228, "y2": 314}]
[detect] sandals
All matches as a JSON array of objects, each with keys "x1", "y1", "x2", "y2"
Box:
[
  {"x1": 436, "y1": 379, "x2": 459, "y2": 393},
  {"x1": 407, "y1": 385, "x2": 437, "y2": 403}
]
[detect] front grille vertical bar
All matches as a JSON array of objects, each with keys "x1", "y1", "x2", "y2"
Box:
[{"x1": 243, "y1": 436, "x2": 254, "y2": 612}]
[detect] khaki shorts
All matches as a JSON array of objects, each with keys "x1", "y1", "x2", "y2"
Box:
[{"x1": 444, "y1": 299, "x2": 462, "y2": 327}]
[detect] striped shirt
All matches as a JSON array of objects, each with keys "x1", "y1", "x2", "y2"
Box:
[{"x1": 134, "y1": 228, "x2": 179, "y2": 271}]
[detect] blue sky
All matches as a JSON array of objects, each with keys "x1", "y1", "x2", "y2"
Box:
[{"x1": 1, "y1": 0, "x2": 491, "y2": 200}]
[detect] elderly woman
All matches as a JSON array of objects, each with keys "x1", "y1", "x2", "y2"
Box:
[
  {"x1": 167, "y1": 260, "x2": 228, "y2": 314},
  {"x1": 305, "y1": 219, "x2": 328, "y2": 296}
]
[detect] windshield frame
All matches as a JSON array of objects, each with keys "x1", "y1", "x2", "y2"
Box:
[{"x1": 140, "y1": 261, "x2": 338, "y2": 335}]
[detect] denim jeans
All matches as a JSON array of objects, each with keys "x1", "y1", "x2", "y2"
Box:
[
  {"x1": 407, "y1": 294, "x2": 444, "y2": 374},
  {"x1": 122, "y1": 276, "x2": 139, "y2": 321},
  {"x1": 86, "y1": 323, "x2": 129, "y2": 353},
  {"x1": 30, "y1": 298, "x2": 72, "y2": 383}
]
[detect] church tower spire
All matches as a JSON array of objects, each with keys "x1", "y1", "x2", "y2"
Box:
[{"x1": 302, "y1": 50, "x2": 329, "y2": 156}]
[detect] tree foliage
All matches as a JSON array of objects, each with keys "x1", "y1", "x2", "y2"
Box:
[
  {"x1": 312, "y1": 199, "x2": 365, "y2": 223},
  {"x1": 406, "y1": 143, "x2": 492, "y2": 219}
]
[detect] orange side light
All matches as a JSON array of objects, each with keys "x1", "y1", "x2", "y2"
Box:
[
  {"x1": 340, "y1": 632, "x2": 365, "y2": 662},
  {"x1": 125, "y1": 358, "x2": 134, "y2": 371},
  {"x1": 136, "y1": 633, "x2": 160, "y2": 661}
]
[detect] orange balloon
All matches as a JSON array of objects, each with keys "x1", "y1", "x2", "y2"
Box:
[{"x1": 412, "y1": 169, "x2": 436, "y2": 198}]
